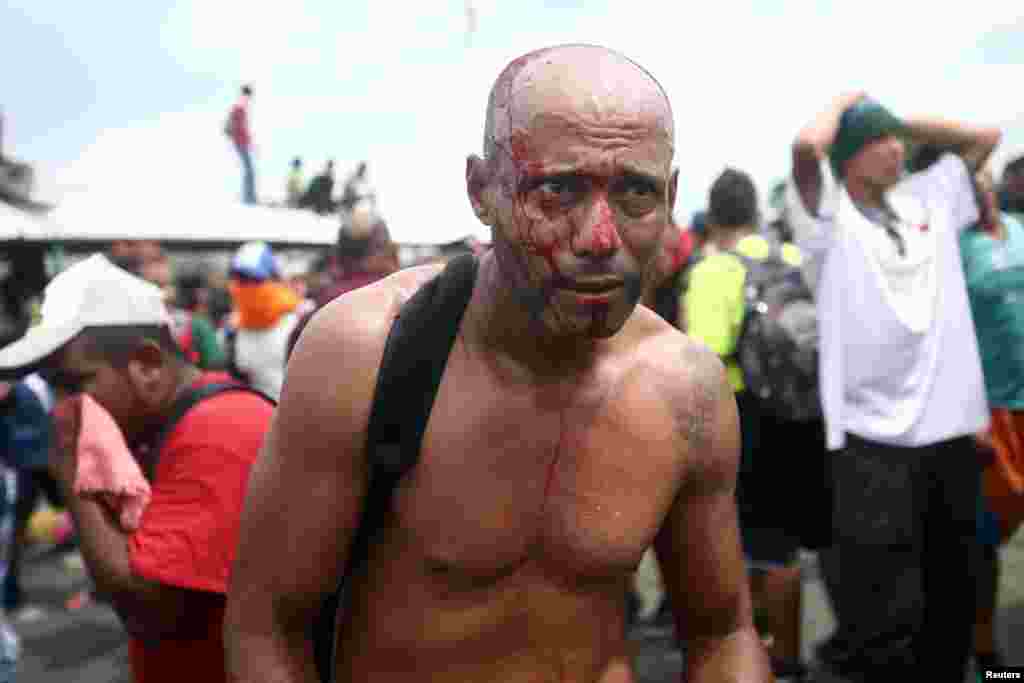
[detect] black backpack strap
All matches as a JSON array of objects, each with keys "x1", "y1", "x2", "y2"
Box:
[
  {"x1": 365, "y1": 253, "x2": 480, "y2": 469},
  {"x1": 312, "y1": 253, "x2": 479, "y2": 682},
  {"x1": 151, "y1": 382, "x2": 276, "y2": 454}
]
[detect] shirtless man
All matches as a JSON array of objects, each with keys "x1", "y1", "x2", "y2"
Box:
[{"x1": 224, "y1": 44, "x2": 770, "y2": 682}]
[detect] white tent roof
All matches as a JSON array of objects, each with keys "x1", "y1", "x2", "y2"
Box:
[
  {"x1": 0, "y1": 200, "x2": 55, "y2": 241},
  {"x1": 1, "y1": 194, "x2": 489, "y2": 250},
  {"x1": 3, "y1": 194, "x2": 340, "y2": 246}
]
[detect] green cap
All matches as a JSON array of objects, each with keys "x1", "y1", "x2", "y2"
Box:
[{"x1": 829, "y1": 98, "x2": 905, "y2": 179}]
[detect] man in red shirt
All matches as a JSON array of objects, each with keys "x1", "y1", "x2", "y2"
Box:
[
  {"x1": 0, "y1": 254, "x2": 273, "y2": 683},
  {"x1": 226, "y1": 85, "x2": 257, "y2": 205}
]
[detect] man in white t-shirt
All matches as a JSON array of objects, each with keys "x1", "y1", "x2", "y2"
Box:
[{"x1": 786, "y1": 93, "x2": 1000, "y2": 682}]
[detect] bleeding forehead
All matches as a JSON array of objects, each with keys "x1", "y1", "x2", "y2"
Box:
[{"x1": 491, "y1": 48, "x2": 673, "y2": 163}]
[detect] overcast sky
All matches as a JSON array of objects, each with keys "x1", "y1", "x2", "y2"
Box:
[{"x1": 3, "y1": 0, "x2": 1024, "y2": 243}]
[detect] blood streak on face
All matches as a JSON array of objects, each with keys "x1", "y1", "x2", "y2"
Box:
[
  {"x1": 506, "y1": 131, "x2": 565, "y2": 277},
  {"x1": 586, "y1": 199, "x2": 622, "y2": 253},
  {"x1": 536, "y1": 238, "x2": 563, "y2": 275}
]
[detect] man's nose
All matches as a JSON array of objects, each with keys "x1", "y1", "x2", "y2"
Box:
[{"x1": 574, "y1": 195, "x2": 622, "y2": 257}]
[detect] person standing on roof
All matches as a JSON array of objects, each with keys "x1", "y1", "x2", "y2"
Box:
[
  {"x1": 285, "y1": 158, "x2": 304, "y2": 208},
  {"x1": 225, "y1": 85, "x2": 257, "y2": 205},
  {"x1": 340, "y1": 161, "x2": 376, "y2": 214}
]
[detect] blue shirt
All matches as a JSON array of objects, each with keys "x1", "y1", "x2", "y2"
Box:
[
  {"x1": 960, "y1": 213, "x2": 1024, "y2": 408},
  {"x1": 0, "y1": 376, "x2": 52, "y2": 470}
]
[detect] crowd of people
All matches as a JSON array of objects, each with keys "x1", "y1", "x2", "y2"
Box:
[
  {"x1": 0, "y1": 44, "x2": 1021, "y2": 683},
  {"x1": 224, "y1": 84, "x2": 377, "y2": 215}
]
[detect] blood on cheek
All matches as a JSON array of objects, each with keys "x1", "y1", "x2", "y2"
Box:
[
  {"x1": 512, "y1": 189, "x2": 623, "y2": 275},
  {"x1": 511, "y1": 182, "x2": 566, "y2": 276}
]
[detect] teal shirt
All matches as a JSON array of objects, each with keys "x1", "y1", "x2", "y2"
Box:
[{"x1": 960, "y1": 213, "x2": 1024, "y2": 408}]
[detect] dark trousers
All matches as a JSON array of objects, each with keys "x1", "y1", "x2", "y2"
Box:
[
  {"x1": 823, "y1": 433, "x2": 980, "y2": 682},
  {"x1": 4, "y1": 467, "x2": 64, "y2": 610}
]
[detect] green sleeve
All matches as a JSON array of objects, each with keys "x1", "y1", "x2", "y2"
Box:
[{"x1": 191, "y1": 316, "x2": 226, "y2": 370}]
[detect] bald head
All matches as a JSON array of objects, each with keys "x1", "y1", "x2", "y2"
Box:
[
  {"x1": 465, "y1": 45, "x2": 678, "y2": 342},
  {"x1": 483, "y1": 45, "x2": 674, "y2": 166}
]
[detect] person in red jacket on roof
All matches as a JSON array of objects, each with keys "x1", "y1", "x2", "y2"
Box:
[{"x1": 225, "y1": 85, "x2": 257, "y2": 205}]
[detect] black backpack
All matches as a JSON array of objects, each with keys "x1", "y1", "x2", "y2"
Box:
[{"x1": 727, "y1": 244, "x2": 821, "y2": 422}]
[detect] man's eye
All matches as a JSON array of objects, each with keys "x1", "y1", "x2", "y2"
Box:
[
  {"x1": 539, "y1": 179, "x2": 574, "y2": 195},
  {"x1": 619, "y1": 179, "x2": 658, "y2": 197}
]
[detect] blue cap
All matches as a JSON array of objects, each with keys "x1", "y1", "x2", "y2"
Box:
[{"x1": 230, "y1": 241, "x2": 280, "y2": 281}]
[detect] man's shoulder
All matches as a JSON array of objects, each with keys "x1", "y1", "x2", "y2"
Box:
[
  {"x1": 313, "y1": 264, "x2": 444, "y2": 336},
  {"x1": 629, "y1": 328, "x2": 732, "y2": 458},
  {"x1": 290, "y1": 264, "x2": 446, "y2": 382},
  {"x1": 277, "y1": 265, "x2": 449, "y2": 457},
  {"x1": 690, "y1": 249, "x2": 746, "y2": 277},
  {"x1": 631, "y1": 321, "x2": 729, "y2": 401}
]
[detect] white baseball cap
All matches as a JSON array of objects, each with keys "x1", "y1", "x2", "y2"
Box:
[{"x1": 0, "y1": 254, "x2": 170, "y2": 377}]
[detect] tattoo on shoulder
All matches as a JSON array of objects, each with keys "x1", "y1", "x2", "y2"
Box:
[{"x1": 671, "y1": 341, "x2": 728, "y2": 455}]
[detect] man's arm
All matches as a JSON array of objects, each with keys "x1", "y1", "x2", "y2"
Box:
[
  {"x1": 223, "y1": 295, "x2": 386, "y2": 683},
  {"x1": 791, "y1": 92, "x2": 865, "y2": 215},
  {"x1": 48, "y1": 424, "x2": 217, "y2": 640},
  {"x1": 654, "y1": 344, "x2": 772, "y2": 683},
  {"x1": 902, "y1": 117, "x2": 1001, "y2": 173}
]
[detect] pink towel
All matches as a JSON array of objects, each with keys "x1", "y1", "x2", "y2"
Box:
[{"x1": 73, "y1": 394, "x2": 151, "y2": 532}]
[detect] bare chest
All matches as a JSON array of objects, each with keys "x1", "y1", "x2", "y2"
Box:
[{"x1": 389, "y1": 357, "x2": 684, "y2": 588}]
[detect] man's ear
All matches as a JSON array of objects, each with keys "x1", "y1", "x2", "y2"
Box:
[
  {"x1": 126, "y1": 340, "x2": 169, "y2": 402},
  {"x1": 668, "y1": 167, "x2": 679, "y2": 214},
  {"x1": 466, "y1": 155, "x2": 495, "y2": 226}
]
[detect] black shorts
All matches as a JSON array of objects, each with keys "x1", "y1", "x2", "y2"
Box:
[{"x1": 734, "y1": 391, "x2": 832, "y2": 568}]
